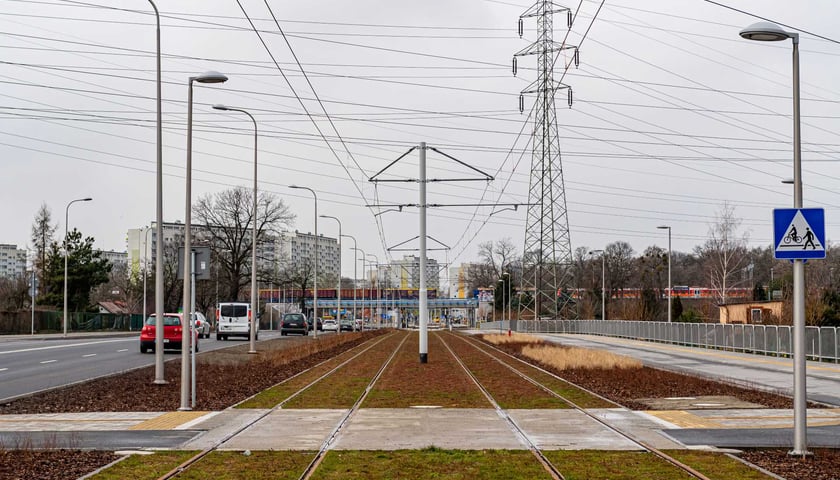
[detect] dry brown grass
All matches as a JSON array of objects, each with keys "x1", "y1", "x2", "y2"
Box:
[
  {"x1": 481, "y1": 332, "x2": 543, "y2": 345},
  {"x1": 480, "y1": 333, "x2": 640, "y2": 370},
  {"x1": 521, "y1": 344, "x2": 641, "y2": 371}
]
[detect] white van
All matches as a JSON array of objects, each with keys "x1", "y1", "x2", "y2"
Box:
[{"x1": 216, "y1": 302, "x2": 258, "y2": 341}]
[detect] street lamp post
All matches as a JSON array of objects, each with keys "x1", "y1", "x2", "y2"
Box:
[
  {"x1": 367, "y1": 254, "x2": 379, "y2": 327},
  {"x1": 63, "y1": 197, "x2": 92, "y2": 337},
  {"x1": 213, "y1": 104, "x2": 259, "y2": 354},
  {"x1": 657, "y1": 225, "x2": 672, "y2": 323},
  {"x1": 321, "y1": 215, "x2": 342, "y2": 333},
  {"x1": 290, "y1": 185, "x2": 318, "y2": 339},
  {"x1": 145, "y1": 0, "x2": 168, "y2": 385},
  {"x1": 740, "y1": 21, "x2": 808, "y2": 456},
  {"x1": 142, "y1": 227, "x2": 153, "y2": 325},
  {"x1": 351, "y1": 247, "x2": 366, "y2": 329},
  {"x1": 181, "y1": 71, "x2": 228, "y2": 411},
  {"x1": 341, "y1": 234, "x2": 358, "y2": 327},
  {"x1": 589, "y1": 250, "x2": 605, "y2": 320}
]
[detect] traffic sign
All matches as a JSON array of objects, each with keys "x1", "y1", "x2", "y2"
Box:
[{"x1": 774, "y1": 208, "x2": 826, "y2": 259}]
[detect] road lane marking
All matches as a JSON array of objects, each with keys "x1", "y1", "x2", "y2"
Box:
[
  {"x1": 0, "y1": 338, "x2": 135, "y2": 355},
  {"x1": 83, "y1": 354, "x2": 96, "y2": 357},
  {"x1": 0, "y1": 368, "x2": 7, "y2": 372},
  {"x1": 117, "y1": 349, "x2": 128, "y2": 352},
  {"x1": 40, "y1": 360, "x2": 56, "y2": 364}
]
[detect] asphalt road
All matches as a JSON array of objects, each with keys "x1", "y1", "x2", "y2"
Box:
[{"x1": 0, "y1": 330, "x2": 290, "y2": 403}]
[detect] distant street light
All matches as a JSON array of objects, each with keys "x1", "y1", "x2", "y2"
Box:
[
  {"x1": 320, "y1": 215, "x2": 342, "y2": 334},
  {"x1": 657, "y1": 225, "x2": 672, "y2": 323},
  {"x1": 351, "y1": 247, "x2": 366, "y2": 328},
  {"x1": 142, "y1": 226, "x2": 153, "y2": 324},
  {"x1": 290, "y1": 185, "x2": 319, "y2": 339},
  {"x1": 588, "y1": 249, "x2": 605, "y2": 320},
  {"x1": 181, "y1": 70, "x2": 228, "y2": 411},
  {"x1": 341, "y1": 234, "x2": 358, "y2": 327},
  {"x1": 63, "y1": 197, "x2": 92, "y2": 338},
  {"x1": 740, "y1": 20, "x2": 808, "y2": 456},
  {"x1": 213, "y1": 104, "x2": 259, "y2": 354},
  {"x1": 367, "y1": 254, "x2": 380, "y2": 327}
]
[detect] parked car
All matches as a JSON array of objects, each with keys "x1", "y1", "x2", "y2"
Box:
[
  {"x1": 139, "y1": 313, "x2": 198, "y2": 353},
  {"x1": 322, "y1": 319, "x2": 338, "y2": 332},
  {"x1": 193, "y1": 312, "x2": 210, "y2": 339},
  {"x1": 308, "y1": 317, "x2": 323, "y2": 331},
  {"x1": 281, "y1": 313, "x2": 308, "y2": 336},
  {"x1": 339, "y1": 319, "x2": 354, "y2": 332}
]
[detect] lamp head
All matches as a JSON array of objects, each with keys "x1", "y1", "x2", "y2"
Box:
[
  {"x1": 781, "y1": 178, "x2": 795, "y2": 184},
  {"x1": 194, "y1": 70, "x2": 228, "y2": 84},
  {"x1": 212, "y1": 104, "x2": 230, "y2": 111},
  {"x1": 289, "y1": 185, "x2": 301, "y2": 189},
  {"x1": 657, "y1": 225, "x2": 669, "y2": 230},
  {"x1": 739, "y1": 21, "x2": 792, "y2": 42},
  {"x1": 82, "y1": 197, "x2": 93, "y2": 202}
]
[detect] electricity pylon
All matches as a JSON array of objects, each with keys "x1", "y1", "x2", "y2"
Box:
[{"x1": 513, "y1": 0, "x2": 578, "y2": 320}]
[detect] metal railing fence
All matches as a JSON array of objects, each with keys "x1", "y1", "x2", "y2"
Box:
[{"x1": 482, "y1": 319, "x2": 839, "y2": 363}]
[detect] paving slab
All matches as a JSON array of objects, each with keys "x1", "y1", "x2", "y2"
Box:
[
  {"x1": 0, "y1": 412, "x2": 161, "y2": 432},
  {"x1": 646, "y1": 408, "x2": 840, "y2": 429},
  {"x1": 587, "y1": 409, "x2": 687, "y2": 450},
  {"x1": 179, "y1": 409, "x2": 271, "y2": 450},
  {"x1": 508, "y1": 409, "x2": 641, "y2": 450},
  {"x1": 219, "y1": 409, "x2": 346, "y2": 451},
  {"x1": 332, "y1": 408, "x2": 525, "y2": 450}
]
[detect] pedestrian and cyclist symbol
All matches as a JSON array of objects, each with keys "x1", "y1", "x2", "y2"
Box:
[{"x1": 774, "y1": 208, "x2": 825, "y2": 260}]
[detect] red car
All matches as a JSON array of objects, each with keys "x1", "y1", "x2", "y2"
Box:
[{"x1": 139, "y1": 313, "x2": 199, "y2": 353}]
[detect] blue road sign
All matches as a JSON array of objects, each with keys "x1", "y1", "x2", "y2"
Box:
[{"x1": 774, "y1": 208, "x2": 826, "y2": 260}]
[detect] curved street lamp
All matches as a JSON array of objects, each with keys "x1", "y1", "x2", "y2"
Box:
[
  {"x1": 63, "y1": 197, "x2": 92, "y2": 337},
  {"x1": 740, "y1": 20, "x2": 808, "y2": 457},
  {"x1": 181, "y1": 70, "x2": 228, "y2": 411},
  {"x1": 657, "y1": 226, "x2": 672, "y2": 323},
  {"x1": 290, "y1": 185, "x2": 318, "y2": 338},
  {"x1": 213, "y1": 104, "x2": 259, "y2": 354}
]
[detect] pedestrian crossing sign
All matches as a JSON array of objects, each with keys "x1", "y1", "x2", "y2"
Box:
[{"x1": 773, "y1": 208, "x2": 826, "y2": 259}]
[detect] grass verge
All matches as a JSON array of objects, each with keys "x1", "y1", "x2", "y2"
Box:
[
  {"x1": 174, "y1": 451, "x2": 315, "y2": 480},
  {"x1": 88, "y1": 451, "x2": 198, "y2": 480},
  {"x1": 664, "y1": 450, "x2": 777, "y2": 479},
  {"x1": 237, "y1": 332, "x2": 395, "y2": 409},
  {"x1": 481, "y1": 333, "x2": 641, "y2": 370},
  {"x1": 313, "y1": 448, "x2": 552, "y2": 479}
]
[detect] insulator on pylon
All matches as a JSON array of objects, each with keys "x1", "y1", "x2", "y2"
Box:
[
  {"x1": 567, "y1": 11, "x2": 572, "y2": 28},
  {"x1": 519, "y1": 94, "x2": 524, "y2": 113},
  {"x1": 518, "y1": 18, "x2": 524, "y2": 37},
  {"x1": 568, "y1": 88, "x2": 573, "y2": 108},
  {"x1": 512, "y1": 57, "x2": 517, "y2": 76},
  {"x1": 574, "y1": 49, "x2": 580, "y2": 68}
]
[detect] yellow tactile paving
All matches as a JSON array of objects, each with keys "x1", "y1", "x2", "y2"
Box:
[
  {"x1": 128, "y1": 411, "x2": 209, "y2": 430},
  {"x1": 646, "y1": 410, "x2": 724, "y2": 429}
]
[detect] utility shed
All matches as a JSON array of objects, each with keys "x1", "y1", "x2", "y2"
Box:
[{"x1": 719, "y1": 301, "x2": 783, "y2": 324}]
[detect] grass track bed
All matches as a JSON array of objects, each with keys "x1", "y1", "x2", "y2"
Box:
[
  {"x1": 89, "y1": 451, "x2": 198, "y2": 480},
  {"x1": 238, "y1": 333, "x2": 397, "y2": 409},
  {"x1": 543, "y1": 450, "x2": 697, "y2": 479},
  {"x1": 313, "y1": 448, "x2": 552, "y2": 479},
  {"x1": 466, "y1": 334, "x2": 615, "y2": 408},
  {"x1": 663, "y1": 450, "x2": 775, "y2": 480},
  {"x1": 173, "y1": 451, "x2": 315, "y2": 479},
  {"x1": 283, "y1": 331, "x2": 409, "y2": 409},
  {"x1": 364, "y1": 332, "x2": 489, "y2": 408},
  {"x1": 442, "y1": 333, "x2": 569, "y2": 409}
]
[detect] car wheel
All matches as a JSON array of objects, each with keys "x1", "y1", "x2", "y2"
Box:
[
  {"x1": 255, "y1": 332, "x2": 259, "y2": 341},
  {"x1": 281, "y1": 331, "x2": 286, "y2": 336},
  {"x1": 195, "y1": 341, "x2": 199, "y2": 352},
  {"x1": 140, "y1": 345, "x2": 147, "y2": 354}
]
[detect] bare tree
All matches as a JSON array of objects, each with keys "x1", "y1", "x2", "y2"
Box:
[
  {"x1": 194, "y1": 187, "x2": 295, "y2": 301},
  {"x1": 89, "y1": 262, "x2": 143, "y2": 313},
  {"x1": 605, "y1": 241, "x2": 635, "y2": 296},
  {"x1": 0, "y1": 275, "x2": 30, "y2": 311},
  {"x1": 30, "y1": 203, "x2": 56, "y2": 293},
  {"x1": 695, "y1": 203, "x2": 749, "y2": 305}
]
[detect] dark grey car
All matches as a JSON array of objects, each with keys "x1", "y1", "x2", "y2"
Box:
[{"x1": 281, "y1": 313, "x2": 308, "y2": 336}]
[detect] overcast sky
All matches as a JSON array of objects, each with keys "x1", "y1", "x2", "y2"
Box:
[{"x1": 2, "y1": 0, "x2": 838, "y2": 277}]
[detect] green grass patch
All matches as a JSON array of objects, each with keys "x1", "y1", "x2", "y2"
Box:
[
  {"x1": 89, "y1": 451, "x2": 198, "y2": 480},
  {"x1": 312, "y1": 448, "x2": 552, "y2": 479},
  {"x1": 663, "y1": 450, "x2": 775, "y2": 479},
  {"x1": 543, "y1": 450, "x2": 696, "y2": 479},
  {"x1": 237, "y1": 341, "x2": 369, "y2": 409},
  {"x1": 284, "y1": 332, "x2": 408, "y2": 409},
  {"x1": 176, "y1": 451, "x2": 315, "y2": 479}
]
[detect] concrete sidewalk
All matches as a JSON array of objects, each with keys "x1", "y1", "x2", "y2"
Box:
[{"x1": 4, "y1": 406, "x2": 840, "y2": 451}]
